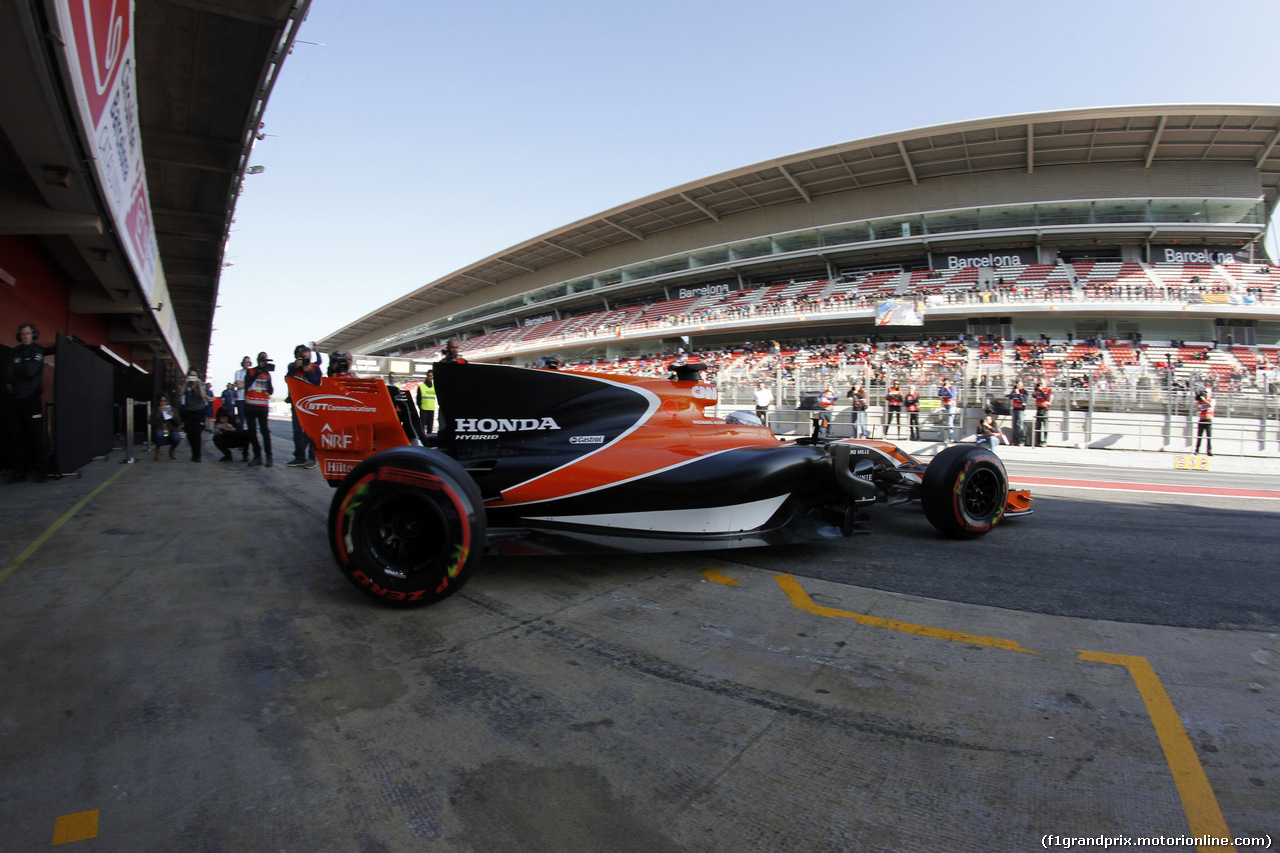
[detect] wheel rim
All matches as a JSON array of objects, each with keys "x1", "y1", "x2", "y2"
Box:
[
  {"x1": 961, "y1": 467, "x2": 1001, "y2": 520},
  {"x1": 363, "y1": 490, "x2": 451, "y2": 579}
]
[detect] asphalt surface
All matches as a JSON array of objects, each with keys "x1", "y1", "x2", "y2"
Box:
[
  {"x1": 733, "y1": 451, "x2": 1280, "y2": 631},
  {"x1": 0, "y1": 420, "x2": 1276, "y2": 852}
]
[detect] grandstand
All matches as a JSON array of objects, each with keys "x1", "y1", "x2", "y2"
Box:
[{"x1": 319, "y1": 105, "x2": 1280, "y2": 413}]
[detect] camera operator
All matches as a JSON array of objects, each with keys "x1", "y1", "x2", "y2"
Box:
[
  {"x1": 327, "y1": 351, "x2": 359, "y2": 378},
  {"x1": 242, "y1": 352, "x2": 274, "y2": 467},
  {"x1": 179, "y1": 367, "x2": 210, "y2": 462},
  {"x1": 285, "y1": 343, "x2": 322, "y2": 468}
]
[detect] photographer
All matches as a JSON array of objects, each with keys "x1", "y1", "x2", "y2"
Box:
[
  {"x1": 149, "y1": 393, "x2": 182, "y2": 461},
  {"x1": 179, "y1": 367, "x2": 210, "y2": 462},
  {"x1": 285, "y1": 343, "x2": 322, "y2": 468},
  {"x1": 211, "y1": 407, "x2": 250, "y2": 462},
  {"x1": 327, "y1": 350, "x2": 359, "y2": 378},
  {"x1": 242, "y1": 352, "x2": 274, "y2": 467},
  {"x1": 1194, "y1": 386, "x2": 1214, "y2": 456}
]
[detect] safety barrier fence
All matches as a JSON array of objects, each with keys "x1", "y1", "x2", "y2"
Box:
[{"x1": 715, "y1": 375, "x2": 1280, "y2": 456}]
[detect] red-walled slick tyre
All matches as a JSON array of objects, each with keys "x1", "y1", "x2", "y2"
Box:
[
  {"x1": 328, "y1": 447, "x2": 486, "y2": 606},
  {"x1": 921, "y1": 444, "x2": 1008, "y2": 538}
]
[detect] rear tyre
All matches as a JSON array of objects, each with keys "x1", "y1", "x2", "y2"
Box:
[
  {"x1": 328, "y1": 447, "x2": 485, "y2": 606},
  {"x1": 921, "y1": 444, "x2": 1007, "y2": 538}
]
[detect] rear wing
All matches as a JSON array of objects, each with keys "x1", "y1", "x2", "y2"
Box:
[{"x1": 285, "y1": 375, "x2": 417, "y2": 482}]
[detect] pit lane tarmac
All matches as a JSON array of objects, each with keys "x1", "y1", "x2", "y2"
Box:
[{"x1": 0, "y1": 432, "x2": 1276, "y2": 852}]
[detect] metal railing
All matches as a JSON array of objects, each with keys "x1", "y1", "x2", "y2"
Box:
[{"x1": 713, "y1": 365, "x2": 1280, "y2": 456}]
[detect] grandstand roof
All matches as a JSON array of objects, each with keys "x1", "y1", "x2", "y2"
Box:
[{"x1": 321, "y1": 104, "x2": 1280, "y2": 352}]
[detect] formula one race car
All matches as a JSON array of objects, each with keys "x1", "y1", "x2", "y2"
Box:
[{"x1": 286, "y1": 362, "x2": 1031, "y2": 607}]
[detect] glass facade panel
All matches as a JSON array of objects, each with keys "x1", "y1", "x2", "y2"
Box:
[
  {"x1": 621, "y1": 262, "x2": 653, "y2": 281},
  {"x1": 820, "y1": 223, "x2": 868, "y2": 245},
  {"x1": 922, "y1": 210, "x2": 979, "y2": 235},
  {"x1": 693, "y1": 247, "x2": 729, "y2": 266},
  {"x1": 653, "y1": 256, "x2": 689, "y2": 275},
  {"x1": 774, "y1": 231, "x2": 820, "y2": 253},
  {"x1": 981, "y1": 204, "x2": 1035, "y2": 230},
  {"x1": 729, "y1": 239, "x2": 773, "y2": 260},
  {"x1": 1149, "y1": 200, "x2": 1197, "y2": 223},
  {"x1": 1205, "y1": 199, "x2": 1263, "y2": 224},
  {"x1": 1038, "y1": 204, "x2": 1091, "y2": 226},
  {"x1": 1096, "y1": 201, "x2": 1147, "y2": 223}
]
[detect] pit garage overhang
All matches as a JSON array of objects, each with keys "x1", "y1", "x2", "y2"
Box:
[{"x1": 0, "y1": 0, "x2": 311, "y2": 373}]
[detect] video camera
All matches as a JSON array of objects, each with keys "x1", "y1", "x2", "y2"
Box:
[{"x1": 329, "y1": 351, "x2": 352, "y2": 376}]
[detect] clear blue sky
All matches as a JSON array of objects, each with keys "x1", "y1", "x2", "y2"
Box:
[{"x1": 205, "y1": 0, "x2": 1280, "y2": 383}]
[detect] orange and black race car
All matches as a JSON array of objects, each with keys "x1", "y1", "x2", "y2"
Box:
[{"x1": 286, "y1": 361, "x2": 1031, "y2": 607}]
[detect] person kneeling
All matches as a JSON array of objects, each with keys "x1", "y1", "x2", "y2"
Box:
[
  {"x1": 975, "y1": 413, "x2": 1001, "y2": 450},
  {"x1": 212, "y1": 408, "x2": 250, "y2": 462}
]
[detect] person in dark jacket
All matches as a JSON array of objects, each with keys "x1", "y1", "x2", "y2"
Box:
[
  {"x1": 211, "y1": 407, "x2": 251, "y2": 462},
  {"x1": 3, "y1": 323, "x2": 56, "y2": 482},
  {"x1": 179, "y1": 368, "x2": 210, "y2": 462},
  {"x1": 149, "y1": 393, "x2": 182, "y2": 461},
  {"x1": 285, "y1": 343, "x2": 322, "y2": 468}
]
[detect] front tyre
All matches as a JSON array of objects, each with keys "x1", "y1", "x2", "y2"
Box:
[
  {"x1": 328, "y1": 447, "x2": 485, "y2": 606},
  {"x1": 921, "y1": 444, "x2": 1008, "y2": 538}
]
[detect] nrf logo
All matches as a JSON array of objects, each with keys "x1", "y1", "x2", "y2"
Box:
[{"x1": 319, "y1": 423, "x2": 356, "y2": 450}]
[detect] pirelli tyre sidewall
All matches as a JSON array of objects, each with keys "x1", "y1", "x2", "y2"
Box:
[
  {"x1": 328, "y1": 447, "x2": 486, "y2": 606},
  {"x1": 921, "y1": 444, "x2": 1008, "y2": 538}
]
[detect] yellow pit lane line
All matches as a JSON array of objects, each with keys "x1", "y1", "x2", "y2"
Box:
[
  {"x1": 773, "y1": 572, "x2": 1040, "y2": 654},
  {"x1": 1079, "y1": 651, "x2": 1236, "y2": 852},
  {"x1": 0, "y1": 465, "x2": 132, "y2": 586},
  {"x1": 52, "y1": 810, "x2": 99, "y2": 845},
  {"x1": 708, "y1": 569, "x2": 1240, "y2": 850}
]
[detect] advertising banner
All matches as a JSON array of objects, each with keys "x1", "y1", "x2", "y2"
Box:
[
  {"x1": 1150, "y1": 246, "x2": 1250, "y2": 265},
  {"x1": 875, "y1": 300, "x2": 925, "y2": 326},
  {"x1": 676, "y1": 280, "x2": 737, "y2": 300},
  {"x1": 1187, "y1": 292, "x2": 1256, "y2": 305},
  {"x1": 53, "y1": 0, "x2": 159, "y2": 301},
  {"x1": 933, "y1": 249, "x2": 1036, "y2": 271},
  {"x1": 352, "y1": 356, "x2": 435, "y2": 378}
]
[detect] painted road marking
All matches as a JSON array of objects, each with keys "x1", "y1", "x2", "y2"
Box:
[
  {"x1": 52, "y1": 810, "x2": 99, "y2": 845},
  {"x1": 774, "y1": 573, "x2": 1039, "y2": 654},
  {"x1": 0, "y1": 466, "x2": 131, "y2": 586},
  {"x1": 725, "y1": 572, "x2": 1235, "y2": 847},
  {"x1": 701, "y1": 568, "x2": 740, "y2": 585},
  {"x1": 1079, "y1": 651, "x2": 1235, "y2": 852},
  {"x1": 1011, "y1": 476, "x2": 1280, "y2": 500}
]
